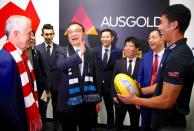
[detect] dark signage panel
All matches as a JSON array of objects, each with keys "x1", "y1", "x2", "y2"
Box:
[{"x1": 60, "y1": 0, "x2": 169, "y2": 53}]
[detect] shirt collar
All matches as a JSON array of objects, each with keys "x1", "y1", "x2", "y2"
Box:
[
  {"x1": 153, "y1": 48, "x2": 165, "y2": 57},
  {"x1": 44, "y1": 42, "x2": 53, "y2": 48},
  {"x1": 127, "y1": 56, "x2": 137, "y2": 62},
  {"x1": 72, "y1": 46, "x2": 80, "y2": 52},
  {"x1": 102, "y1": 45, "x2": 111, "y2": 52},
  {"x1": 167, "y1": 38, "x2": 187, "y2": 50}
]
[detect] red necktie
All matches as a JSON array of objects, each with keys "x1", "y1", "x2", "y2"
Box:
[{"x1": 150, "y1": 54, "x2": 158, "y2": 85}]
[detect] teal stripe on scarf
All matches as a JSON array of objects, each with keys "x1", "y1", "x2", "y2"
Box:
[{"x1": 69, "y1": 87, "x2": 80, "y2": 94}]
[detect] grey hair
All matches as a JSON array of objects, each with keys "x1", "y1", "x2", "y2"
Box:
[{"x1": 5, "y1": 15, "x2": 31, "y2": 38}]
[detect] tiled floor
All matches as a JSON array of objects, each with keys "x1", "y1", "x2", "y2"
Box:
[{"x1": 44, "y1": 122, "x2": 134, "y2": 131}]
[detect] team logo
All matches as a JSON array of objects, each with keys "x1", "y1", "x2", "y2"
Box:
[
  {"x1": 64, "y1": 5, "x2": 98, "y2": 36},
  {"x1": 0, "y1": 1, "x2": 40, "y2": 38}
]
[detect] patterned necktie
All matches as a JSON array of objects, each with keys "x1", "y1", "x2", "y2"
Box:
[
  {"x1": 103, "y1": 49, "x2": 108, "y2": 65},
  {"x1": 128, "y1": 60, "x2": 133, "y2": 76},
  {"x1": 151, "y1": 54, "x2": 158, "y2": 85}
]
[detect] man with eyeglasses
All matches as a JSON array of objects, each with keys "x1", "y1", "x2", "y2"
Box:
[{"x1": 56, "y1": 22, "x2": 101, "y2": 131}]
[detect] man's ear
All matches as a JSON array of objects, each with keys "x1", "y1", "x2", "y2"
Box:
[
  {"x1": 171, "y1": 20, "x2": 179, "y2": 30},
  {"x1": 137, "y1": 48, "x2": 139, "y2": 51},
  {"x1": 111, "y1": 36, "x2": 114, "y2": 41},
  {"x1": 13, "y1": 30, "x2": 19, "y2": 37}
]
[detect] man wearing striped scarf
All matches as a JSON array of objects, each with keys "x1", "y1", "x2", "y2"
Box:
[{"x1": 0, "y1": 15, "x2": 42, "y2": 131}]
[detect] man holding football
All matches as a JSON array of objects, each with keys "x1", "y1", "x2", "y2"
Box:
[{"x1": 118, "y1": 4, "x2": 194, "y2": 131}]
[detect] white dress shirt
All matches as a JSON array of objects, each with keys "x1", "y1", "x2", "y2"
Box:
[
  {"x1": 127, "y1": 56, "x2": 137, "y2": 75},
  {"x1": 102, "y1": 46, "x2": 111, "y2": 61}
]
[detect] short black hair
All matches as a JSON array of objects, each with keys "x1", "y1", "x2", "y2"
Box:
[
  {"x1": 162, "y1": 4, "x2": 191, "y2": 34},
  {"x1": 149, "y1": 28, "x2": 162, "y2": 37},
  {"x1": 67, "y1": 21, "x2": 85, "y2": 32},
  {"x1": 42, "y1": 24, "x2": 54, "y2": 33},
  {"x1": 101, "y1": 28, "x2": 114, "y2": 37},
  {"x1": 124, "y1": 36, "x2": 140, "y2": 48}
]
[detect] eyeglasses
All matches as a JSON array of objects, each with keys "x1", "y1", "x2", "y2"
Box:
[{"x1": 68, "y1": 29, "x2": 82, "y2": 35}]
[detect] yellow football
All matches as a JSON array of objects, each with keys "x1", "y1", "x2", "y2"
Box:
[{"x1": 114, "y1": 73, "x2": 140, "y2": 96}]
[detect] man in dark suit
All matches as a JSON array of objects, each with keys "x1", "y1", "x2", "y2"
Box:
[
  {"x1": 94, "y1": 28, "x2": 122, "y2": 129},
  {"x1": 0, "y1": 15, "x2": 42, "y2": 131},
  {"x1": 112, "y1": 36, "x2": 141, "y2": 131},
  {"x1": 137, "y1": 28, "x2": 165, "y2": 131},
  {"x1": 35, "y1": 24, "x2": 60, "y2": 131},
  {"x1": 56, "y1": 22, "x2": 101, "y2": 131}
]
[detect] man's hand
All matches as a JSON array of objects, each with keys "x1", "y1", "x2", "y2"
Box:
[
  {"x1": 117, "y1": 89, "x2": 137, "y2": 104},
  {"x1": 113, "y1": 97, "x2": 118, "y2": 104},
  {"x1": 46, "y1": 91, "x2": 52, "y2": 102},
  {"x1": 96, "y1": 102, "x2": 102, "y2": 112}
]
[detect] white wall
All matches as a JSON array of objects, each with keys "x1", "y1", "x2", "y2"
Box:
[
  {"x1": 31, "y1": 0, "x2": 59, "y2": 45},
  {"x1": 170, "y1": 0, "x2": 194, "y2": 53},
  {"x1": 0, "y1": 0, "x2": 59, "y2": 48}
]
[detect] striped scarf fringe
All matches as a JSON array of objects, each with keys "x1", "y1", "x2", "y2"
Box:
[{"x1": 3, "y1": 42, "x2": 42, "y2": 131}]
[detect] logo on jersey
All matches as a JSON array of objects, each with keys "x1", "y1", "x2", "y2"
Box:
[{"x1": 168, "y1": 72, "x2": 180, "y2": 78}]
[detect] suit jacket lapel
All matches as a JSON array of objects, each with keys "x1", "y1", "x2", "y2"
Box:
[
  {"x1": 133, "y1": 58, "x2": 140, "y2": 79},
  {"x1": 68, "y1": 44, "x2": 82, "y2": 77},
  {"x1": 50, "y1": 44, "x2": 56, "y2": 67},
  {"x1": 96, "y1": 46, "x2": 103, "y2": 66},
  {"x1": 147, "y1": 51, "x2": 154, "y2": 79},
  {"x1": 105, "y1": 46, "x2": 115, "y2": 68},
  {"x1": 41, "y1": 43, "x2": 48, "y2": 63},
  {"x1": 123, "y1": 58, "x2": 128, "y2": 73},
  {"x1": 42, "y1": 43, "x2": 47, "y2": 56}
]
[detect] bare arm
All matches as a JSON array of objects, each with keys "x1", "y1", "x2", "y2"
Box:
[{"x1": 141, "y1": 84, "x2": 156, "y2": 95}]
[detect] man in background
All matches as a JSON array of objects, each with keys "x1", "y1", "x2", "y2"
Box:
[
  {"x1": 35, "y1": 24, "x2": 60, "y2": 131},
  {"x1": 118, "y1": 4, "x2": 194, "y2": 131},
  {"x1": 112, "y1": 36, "x2": 141, "y2": 131},
  {"x1": 94, "y1": 28, "x2": 122, "y2": 129},
  {"x1": 137, "y1": 28, "x2": 165, "y2": 131}
]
